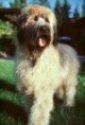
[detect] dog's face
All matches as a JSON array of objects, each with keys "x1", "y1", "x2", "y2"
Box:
[{"x1": 17, "y1": 5, "x2": 57, "y2": 53}]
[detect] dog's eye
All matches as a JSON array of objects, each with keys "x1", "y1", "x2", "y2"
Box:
[
  {"x1": 18, "y1": 15, "x2": 27, "y2": 23},
  {"x1": 45, "y1": 17, "x2": 49, "y2": 23},
  {"x1": 17, "y1": 15, "x2": 28, "y2": 29},
  {"x1": 34, "y1": 15, "x2": 39, "y2": 21}
]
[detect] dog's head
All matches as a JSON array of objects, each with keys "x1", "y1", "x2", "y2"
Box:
[{"x1": 17, "y1": 5, "x2": 57, "y2": 52}]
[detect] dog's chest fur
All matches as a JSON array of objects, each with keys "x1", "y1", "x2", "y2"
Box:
[{"x1": 16, "y1": 45, "x2": 63, "y2": 94}]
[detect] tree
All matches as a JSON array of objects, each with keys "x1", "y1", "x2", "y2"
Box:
[
  {"x1": 61, "y1": 0, "x2": 70, "y2": 24},
  {"x1": 0, "y1": 0, "x2": 4, "y2": 8},
  {"x1": 10, "y1": 0, "x2": 27, "y2": 8},
  {"x1": 0, "y1": 3, "x2": 3, "y2": 8},
  {"x1": 54, "y1": 0, "x2": 71, "y2": 27},
  {"x1": 73, "y1": 5, "x2": 80, "y2": 20},
  {"x1": 54, "y1": 0, "x2": 62, "y2": 27},
  {"x1": 82, "y1": 0, "x2": 85, "y2": 17},
  {"x1": 31, "y1": 0, "x2": 50, "y2": 8}
]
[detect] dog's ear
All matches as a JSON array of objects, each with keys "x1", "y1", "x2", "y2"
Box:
[
  {"x1": 16, "y1": 15, "x2": 21, "y2": 29},
  {"x1": 17, "y1": 14, "x2": 28, "y2": 29},
  {"x1": 17, "y1": 14, "x2": 28, "y2": 42}
]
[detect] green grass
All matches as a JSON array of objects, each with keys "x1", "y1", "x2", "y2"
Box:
[
  {"x1": 0, "y1": 59, "x2": 85, "y2": 125},
  {"x1": 50, "y1": 75, "x2": 85, "y2": 125},
  {"x1": 0, "y1": 59, "x2": 15, "y2": 82},
  {"x1": 0, "y1": 113, "x2": 22, "y2": 125},
  {"x1": 0, "y1": 59, "x2": 27, "y2": 125}
]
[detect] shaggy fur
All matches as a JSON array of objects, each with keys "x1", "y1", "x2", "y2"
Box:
[{"x1": 16, "y1": 5, "x2": 80, "y2": 125}]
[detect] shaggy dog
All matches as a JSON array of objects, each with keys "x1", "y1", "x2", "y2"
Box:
[{"x1": 16, "y1": 5, "x2": 80, "y2": 125}]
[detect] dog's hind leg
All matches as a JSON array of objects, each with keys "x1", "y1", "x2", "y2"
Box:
[
  {"x1": 28, "y1": 93, "x2": 53, "y2": 125},
  {"x1": 64, "y1": 78, "x2": 78, "y2": 107}
]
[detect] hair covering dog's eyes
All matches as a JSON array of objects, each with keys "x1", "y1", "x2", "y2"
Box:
[{"x1": 17, "y1": 14, "x2": 28, "y2": 27}]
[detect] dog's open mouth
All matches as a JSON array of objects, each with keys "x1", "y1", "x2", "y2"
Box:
[
  {"x1": 36, "y1": 25, "x2": 51, "y2": 48},
  {"x1": 37, "y1": 34, "x2": 51, "y2": 48},
  {"x1": 38, "y1": 37, "x2": 46, "y2": 47},
  {"x1": 37, "y1": 37, "x2": 50, "y2": 48}
]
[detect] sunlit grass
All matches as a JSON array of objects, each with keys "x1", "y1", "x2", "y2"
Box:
[{"x1": 0, "y1": 59, "x2": 15, "y2": 82}]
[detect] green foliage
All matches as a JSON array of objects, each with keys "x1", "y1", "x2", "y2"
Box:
[
  {"x1": 0, "y1": 20, "x2": 16, "y2": 39},
  {"x1": 82, "y1": 0, "x2": 85, "y2": 17},
  {"x1": 55, "y1": 0, "x2": 70, "y2": 27},
  {"x1": 10, "y1": 0, "x2": 27, "y2": 8},
  {"x1": 0, "y1": 3, "x2": 3, "y2": 8},
  {"x1": 73, "y1": 5, "x2": 80, "y2": 20},
  {"x1": 55, "y1": 0, "x2": 61, "y2": 13},
  {"x1": 54, "y1": 0, "x2": 62, "y2": 27},
  {"x1": 31, "y1": 0, "x2": 50, "y2": 8},
  {"x1": 61, "y1": 0, "x2": 70, "y2": 23}
]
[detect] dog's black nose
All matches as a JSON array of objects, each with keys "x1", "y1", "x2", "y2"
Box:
[
  {"x1": 34, "y1": 15, "x2": 39, "y2": 21},
  {"x1": 38, "y1": 26, "x2": 50, "y2": 34},
  {"x1": 37, "y1": 25, "x2": 51, "y2": 43},
  {"x1": 38, "y1": 25, "x2": 50, "y2": 33}
]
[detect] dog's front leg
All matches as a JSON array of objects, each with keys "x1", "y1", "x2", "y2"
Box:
[{"x1": 28, "y1": 94, "x2": 53, "y2": 125}]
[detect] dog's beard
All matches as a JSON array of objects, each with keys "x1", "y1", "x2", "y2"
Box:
[{"x1": 17, "y1": 24, "x2": 51, "y2": 51}]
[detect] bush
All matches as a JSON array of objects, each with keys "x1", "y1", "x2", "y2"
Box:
[
  {"x1": 0, "y1": 20, "x2": 16, "y2": 56},
  {"x1": 0, "y1": 19, "x2": 16, "y2": 39}
]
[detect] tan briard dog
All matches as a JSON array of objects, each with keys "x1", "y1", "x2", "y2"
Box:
[{"x1": 16, "y1": 5, "x2": 80, "y2": 125}]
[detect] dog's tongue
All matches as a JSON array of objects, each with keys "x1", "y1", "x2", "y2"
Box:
[{"x1": 38, "y1": 38, "x2": 46, "y2": 47}]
